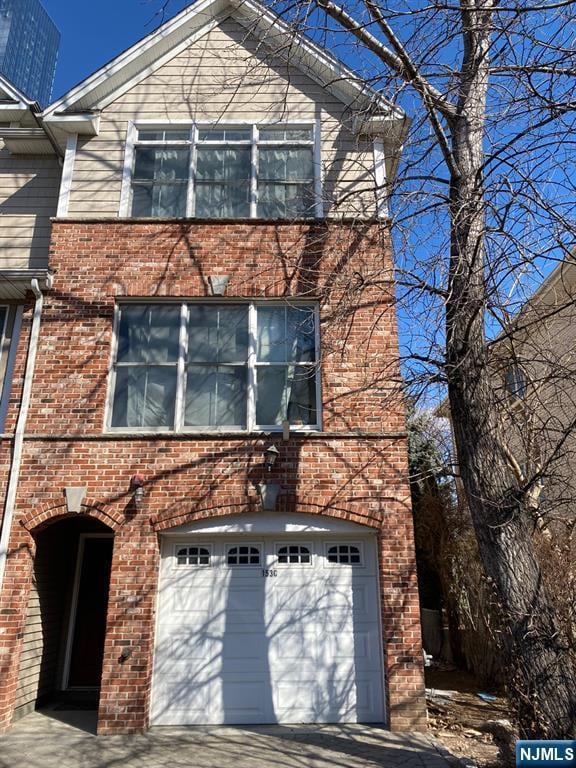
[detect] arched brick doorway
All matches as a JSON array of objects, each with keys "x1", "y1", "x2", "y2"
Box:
[{"x1": 14, "y1": 515, "x2": 113, "y2": 717}]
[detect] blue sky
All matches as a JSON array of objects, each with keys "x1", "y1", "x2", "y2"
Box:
[{"x1": 42, "y1": 0, "x2": 190, "y2": 99}]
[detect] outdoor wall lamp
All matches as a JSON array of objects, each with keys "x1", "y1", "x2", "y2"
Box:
[
  {"x1": 264, "y1": 444, "x2": 280, "y2": 472},
  {"x1": 130, "y1": 473, "x2": 145, "y2": 506}
]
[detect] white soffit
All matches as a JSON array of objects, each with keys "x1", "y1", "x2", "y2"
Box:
[
  {"x1": 0, "y1": 270, "x2": 52, "y2": 299},
  {"x1": 0, "y1": 103, "x2": 28, "y2": 122},
  {"x1": 0, "y1": 74, "x2": 39, "y2": 125},
  {"x1": 162, "y1": 512, "x2": 377, "y2": 535},
  {"x1": 0, "y1": 128, "x2": 55, "y2": 155}
]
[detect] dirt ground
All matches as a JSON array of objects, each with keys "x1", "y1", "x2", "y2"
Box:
[{"x1": 425, "y1": 668, "x2": 518, "y2": 767}]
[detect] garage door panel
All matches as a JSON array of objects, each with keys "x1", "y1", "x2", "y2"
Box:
[
  {"x1": 221, "y1": 678, "x2": 270, "y2": 722},
  {"x1": 221, "y1": 636, "x2": 269, "y2": 665},
  {"x1": 152, "y1": 533, "x2": 385, "y2": 725},
  {"x1": 269, "y1": 629, "x2": 315, "y2": 661},
  {"x1": 323, "y1": 629, "x2": 382, "y2": 665},
  {"x1": 159, "y1": 631, "x2": 218, "y2": 662},
  {"x1": 268, "y1": 584, "x2": 318, "y2": 614},
  {"x1": 225, "y1": 612, "x2": 266, "y2": 628},
  {"x1": 273, "y1": 679, "x2": 318, "y2": 718},
  {"x1": 151, "y1": 678, "x2": 211, "y2": 724},
  {"x1": 169, "y1": 586, "x2": 215, "y2": 614}
]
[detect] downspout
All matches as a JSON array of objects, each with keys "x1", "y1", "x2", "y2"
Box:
[{"x1": 0, "y1": 277, "x2": 50, "y2": 592}]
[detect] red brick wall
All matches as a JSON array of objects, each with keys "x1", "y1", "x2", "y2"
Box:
[{"x1": 0, "y1": 220, "x2": 425, "y2": 733}]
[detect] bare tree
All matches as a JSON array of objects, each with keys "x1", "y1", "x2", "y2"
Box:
[
  {"x1": 269, "y1": 0, "x2": 576, "y2": 738},
  {"x1": 154, "y1": 0, "x2": 576, "y2": 737}
]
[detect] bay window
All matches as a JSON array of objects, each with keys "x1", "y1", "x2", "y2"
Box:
[
  {"x1": 109, "y1": 302, "x2": 320, "y2": 431},
  {"x1": 125, "y1": 124, "x2": 318, "y2": 218}
]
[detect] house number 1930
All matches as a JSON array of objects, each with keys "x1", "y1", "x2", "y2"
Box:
[{"x1": 262, "y1": 569, "x2": 278, "y2": 577}]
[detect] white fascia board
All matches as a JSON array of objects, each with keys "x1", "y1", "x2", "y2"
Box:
[
  {"x1": 41, "y1": 0, "x2": 405, "y2": 131},
  {"x1": 0, "y1": 104, "x2": 28, "y2": 122},
  {"x1": 0, "y1": 270, "x2": 53, "y2": 299},
  {"x1": 43, "y1": 113, "x2": 100, "y2": 136},
  {"x1": 0, "y1": 127, "x2": 56, "y2": 155},
  {"x1": 94, "y1": 19, "x2": 221, "y2": 111},
  {"x1": 42, "y1": 0, "x2": 228, "y2": 118},
  {"x1": 231, "y1": 0, "x2": 404, "y2": 121},
  {"x1": 0, "y1": 74, "x2": 37, "y2": 107}
]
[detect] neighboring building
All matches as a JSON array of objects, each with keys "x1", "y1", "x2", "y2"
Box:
[
  {"x1": 0, "y1": 0, "x2": 59, "y2": 105},
  {"x1": 492, "y1": 259, "x2": 576, "y2": 524},
  {"x1": 0, "y1": 0, "x2": 426, "y2": 735}
]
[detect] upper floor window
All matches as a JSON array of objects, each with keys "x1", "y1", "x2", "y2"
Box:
[
  {"x1": 108, "y1": 302, "x2": 320, "y2": 432},
  {"x1": 504, "y1": 364, "x2": 526, "y2": 400},
  {"x1": 124, "y1": 124, "x2": 318, "y2": 219}
]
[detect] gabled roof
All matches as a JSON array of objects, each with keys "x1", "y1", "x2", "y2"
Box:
[
  {"x1": 0, "y1": 74, "x2": 39, "y2": 120},
  {"x1": 42, "y1": 0, "x2": 406, "y2": 142},
  {"x1": 0, "y1": 74, "x2": 59, "y2": 154}
]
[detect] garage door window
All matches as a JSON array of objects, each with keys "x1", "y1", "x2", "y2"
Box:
[
  {"x1": 327, "y1": 544, "x2": 362, "y2": 565},
  {"x1": 227, "y1": 545, "x2": 261, "y2": 565},
  {"x1": 176, "y1": 545, "x2": 211, "y2": 566},
  {"x1": 276, "y1": 545, "x2": 311, "y2": 564}
]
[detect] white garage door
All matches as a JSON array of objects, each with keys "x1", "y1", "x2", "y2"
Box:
[{"x1": 151, "y1": 519, "x2": 385, "y2": 725}]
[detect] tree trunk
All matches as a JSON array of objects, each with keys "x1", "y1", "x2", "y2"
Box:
[{"x1": 446, "y1": 1, "x2": 576, "y2": 738}]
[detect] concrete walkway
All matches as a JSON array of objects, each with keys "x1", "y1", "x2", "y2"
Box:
[{"x1": 0, "y1": 710, "x2": 459, "y2": 768}]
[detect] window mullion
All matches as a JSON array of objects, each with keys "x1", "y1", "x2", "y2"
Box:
[
  {"x1": 247, "y1": 303, "x2": 257, "y2": 430},
  {"x1": 188, "y1": 126, "x2": 196, "y2": 217},
  {"x1": 251, "y1": 124, "x2": 258, "y2": 218},
  {"x1": 174, "y1": 303, "x2": 187, "y2": 431},
  {"x1": 314, "y1": 117, "x2": 323, "y2": 217}
]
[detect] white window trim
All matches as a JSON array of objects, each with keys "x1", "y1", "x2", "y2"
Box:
[
  {"x1": 0, "y1": 305, "x2": 23, "y2": 432},
  {"x1": 323, "y1": 541, "x2": 365, "y2": 568},
  {"x1": 373, "y1": 138, "x2": 388, "y2": 219},
  {"x1": 226, "y1": 542, "x2": 263, "y2": 567},
  {"x1": 119, "y1": 120, "x2": 322, "y2": 220},
  {"x1": 57, "y1": 134, "x2": 78, "y2": 217},
  {"x1": 173, "y1": 542, "x2": 213, "y2": 568},
  {"x1": 119, "y1": 121, "x2": 138, "y2": 216},
  {"x1": 105, "y1": 300, "x2": 322, "y2": 434},
  {"x1": 274, "y1": 541, "x2": 313, "y2": 566}
]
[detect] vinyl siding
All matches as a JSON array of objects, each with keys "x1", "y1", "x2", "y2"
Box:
[
  {"x1": 67, "y1": 17, "x2": 377, "y2": 219},
  {"x1": 0, "y1": 149, "x2": 60, "y2": 269}
]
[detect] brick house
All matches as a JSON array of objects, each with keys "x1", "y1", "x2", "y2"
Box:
[{"x1": 0, "y1": 0, "x2": 426, "y2": 734}]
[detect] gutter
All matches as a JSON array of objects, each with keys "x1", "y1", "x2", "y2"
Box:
[{"x1": 0, "y1": 276, "x2": 51, "y2": 593}]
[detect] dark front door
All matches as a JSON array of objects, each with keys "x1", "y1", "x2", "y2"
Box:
[{"x1": 67, "y1": 536, "x2": 113, "y2": 688}]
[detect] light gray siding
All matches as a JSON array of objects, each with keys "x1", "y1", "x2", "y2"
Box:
[
  {"x1": 67, "y1": 18, "x2": 378, "y2": 218},
  {"x1": 0, "y1": 149, "x2": 60, "y2": 269}
]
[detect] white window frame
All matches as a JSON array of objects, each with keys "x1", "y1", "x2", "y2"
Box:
[
  {"x1": 0, "y1": 305, "x2": 23, "y2": 432},
  {"x1": 173, "y1": 543, "x2": 213, "y2": 568},
  {"x1": 274, "y1": 542, "x2": 313, "y2": 566},
  {"x1": 105, "y1": 300, "x2": 322, "y2": 434},
  {"x1": 119, "y1": 120, "x2": 322, "y2": 219},
  {"x1": 226, "y1": 543, "x2": 262, "y2": 567},
  {"x1": 323, "y1": 541, "x2": 365, "y2": 568}
]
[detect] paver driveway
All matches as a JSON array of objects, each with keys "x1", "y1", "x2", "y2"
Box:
[{"x1": 0, "y1": 709, "x2": 458, "y2": 768}]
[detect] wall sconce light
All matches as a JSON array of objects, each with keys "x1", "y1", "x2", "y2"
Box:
[
  {"x1": 264, "y1": 444, "x2": 280, "y2": 472},
  {"x1": 130, "y1": 474, "x2": 145, "y2": 506}
]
